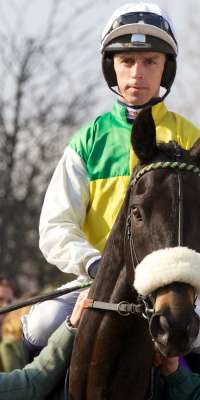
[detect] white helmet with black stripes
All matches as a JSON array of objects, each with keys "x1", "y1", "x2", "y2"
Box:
[{"x1": 101, "y1": 3, "x2": 178, "y2": 107}]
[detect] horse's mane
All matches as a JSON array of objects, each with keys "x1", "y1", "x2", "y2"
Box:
[
  {"x1": 132, "y1": 141, "x2": 190, "y2": 178},
  {"x1": 158, "y1": 141, "x2": 186, "y2": 159}
]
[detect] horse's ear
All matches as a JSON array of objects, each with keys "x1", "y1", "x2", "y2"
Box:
[
  {"x1": 189, "y1": 138, "x2": 200, "y2": 166},
  {"x1": 131, "y1": 107, "x2": 157, "y2": 163}
]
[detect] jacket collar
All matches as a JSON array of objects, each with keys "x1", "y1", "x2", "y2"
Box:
[{"x1": 111, "y1": 99, "x2": 168, "y2": 126}]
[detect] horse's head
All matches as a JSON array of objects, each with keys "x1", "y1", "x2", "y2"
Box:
[
  {"x1": 129, "y1": 107, "x2": 200, "y2": 356},
  {"x1": 134, "y1": 247, "x2": 200, "y2": 356}
]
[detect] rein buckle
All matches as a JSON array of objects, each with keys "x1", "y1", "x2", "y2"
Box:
[{"x1": 117, "y1": 301, "x2": 131, "y2": 316}]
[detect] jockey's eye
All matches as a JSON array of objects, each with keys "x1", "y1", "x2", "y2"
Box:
[{"x1": 132, "y1": 207, "x2": 142, "y2": 222}]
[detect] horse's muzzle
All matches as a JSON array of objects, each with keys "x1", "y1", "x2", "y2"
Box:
[{"x1": 149, "y1": 309, "x2": 200, "y2": 357}]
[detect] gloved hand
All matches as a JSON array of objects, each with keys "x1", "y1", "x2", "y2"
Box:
[{"x1": 87, "y1": 258, "x2": 101, "y2": 279}]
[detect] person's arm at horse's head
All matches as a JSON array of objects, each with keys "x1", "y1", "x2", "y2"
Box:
[
  {"x1": 154, "y1": 352, "x2": 179, "y2": 376},
  {"x1": 0, "y1": 289, "x2": 89, "y2": 400},
  {"x1": 155, "y1": 352, "x2": 200, "y2": 399}
]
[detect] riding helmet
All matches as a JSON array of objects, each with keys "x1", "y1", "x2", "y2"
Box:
[{"x1": 101, "y1": 3, "x2": 178, "y2": 95}]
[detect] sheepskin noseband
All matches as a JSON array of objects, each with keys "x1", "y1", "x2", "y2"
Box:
[{"x1": 134, "y1": 247, "x2": 200, "y2": 296}]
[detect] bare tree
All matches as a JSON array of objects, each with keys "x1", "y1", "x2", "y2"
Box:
[{"x1": 0, "y1": 0, "x2": 99, "y2": 291}]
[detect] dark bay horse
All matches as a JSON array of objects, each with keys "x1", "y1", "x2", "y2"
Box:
[{"x1": 68, "y1": 108, "x2": 200, "y2": 400}]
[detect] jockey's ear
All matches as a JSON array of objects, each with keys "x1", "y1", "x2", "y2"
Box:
[
  {"x1": 131, "y1": 107, "x2": 157, "y2": 163},
  {"x1": 189, "y1": 138, "x2": 200, "y2": 167}
]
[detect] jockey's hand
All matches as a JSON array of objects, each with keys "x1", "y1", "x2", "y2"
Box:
[
  {"x1": 69, "y1": 289, "x2": 89, "y2": 328},
  {"x1": 88, "y1": 259, "x2": 100, "y2": 279},
  {"x1": 153, "y1": 351, "x2": 179, "y2": 376}
]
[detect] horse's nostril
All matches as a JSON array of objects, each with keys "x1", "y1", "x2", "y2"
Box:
[
  {"x1": 150, "y1": 314, "x2": 170, "y2": 339},
  {"x1": 159, "y1": 315, "x2": 169, "y2": 333}
]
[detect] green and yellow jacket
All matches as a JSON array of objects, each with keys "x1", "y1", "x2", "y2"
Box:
[{"x1": 39, "y1": 100, "x2": 200, "y2": 280}]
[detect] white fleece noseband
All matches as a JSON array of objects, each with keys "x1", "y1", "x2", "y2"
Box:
[{"x1": 134, "y1": 247, "x2": 200, "y2": 296}]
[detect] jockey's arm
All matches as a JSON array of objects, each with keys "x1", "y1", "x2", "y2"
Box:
[{"x1": 39, "y1": 146, "x2": 101, "y2": 278}]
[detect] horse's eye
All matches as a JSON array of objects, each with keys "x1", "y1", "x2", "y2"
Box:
[{"x1": 132, "y1": 207, "x2": 142, "y2": 222}]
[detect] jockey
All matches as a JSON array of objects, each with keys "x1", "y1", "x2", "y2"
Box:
[{"x1": 22, "y1": 2, "x2": 200, "y2": 355}]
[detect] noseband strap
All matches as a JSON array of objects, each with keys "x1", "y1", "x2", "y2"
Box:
[{"x1": 83, "y1": 298, "x2": 144, "y2": 316}]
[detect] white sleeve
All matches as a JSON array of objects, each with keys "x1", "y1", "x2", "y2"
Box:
[{"x1": 39, "y1": 146, "x2": 100, "y2": 276}]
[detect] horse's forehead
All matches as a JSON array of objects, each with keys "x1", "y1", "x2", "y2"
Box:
[{"x1": 131, "y1": 167, "x2": 176, "y2": 196}]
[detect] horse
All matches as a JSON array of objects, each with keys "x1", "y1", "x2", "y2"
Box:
[{"x1": 68, "y1": 107, "x2": 200, "y2": 400}]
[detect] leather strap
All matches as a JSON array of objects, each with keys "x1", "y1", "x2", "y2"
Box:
[{"x1": 84, "y1": 298, "x2": 144, "y2": 316}]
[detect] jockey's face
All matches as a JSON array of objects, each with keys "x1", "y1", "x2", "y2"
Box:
[{"x1": 113, "y1": 51, "x2": 166, "y2": 106}]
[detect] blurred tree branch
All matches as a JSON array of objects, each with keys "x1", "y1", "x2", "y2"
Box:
[{"x1": 0, "y1": 0, "x2": 98, "y2": 291}]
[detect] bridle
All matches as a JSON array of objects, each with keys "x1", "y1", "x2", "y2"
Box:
[
  {"x1": 127, "y1": 159, "x2": 200, "y2": 269},
  {"x1": 127, "y1": 160, "x2": 200, "y2": 311},
  {"x1": 85, "y1": 159, "x2": 200, "y2": 319}
]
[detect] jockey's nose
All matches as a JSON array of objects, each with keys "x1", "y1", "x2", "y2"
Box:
[{"x1": 130, "y1": 60, "x2": 144, "y2": 79}]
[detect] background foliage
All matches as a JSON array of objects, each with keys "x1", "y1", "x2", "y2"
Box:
[{"x1": 0, "y1": 0, "x2": 200, "y2": 293}]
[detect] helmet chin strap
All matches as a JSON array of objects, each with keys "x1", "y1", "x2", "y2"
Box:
[{"x1": 110, "y1": 86, "x2": 170, "y2": 110}]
